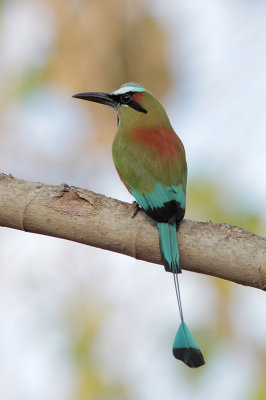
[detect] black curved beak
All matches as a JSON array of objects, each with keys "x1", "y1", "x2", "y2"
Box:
[{"x1": 72, "y1": 92, "x2": 118, "y2": 108}]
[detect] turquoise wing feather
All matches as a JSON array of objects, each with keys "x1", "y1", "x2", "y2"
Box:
[{"x1": 130, "y1": 182, "x2": 186, "y2": 212}]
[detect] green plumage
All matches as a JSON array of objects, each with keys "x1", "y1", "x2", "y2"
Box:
[
  {"x1": 111, "y1": 85, "x2": 204, "y2": 368},
  {"x1": 112, "y1": 109, "x2": 187, "y2": 195},
  {"x1": 73, "y1": 82, "x2": 205, "y2": 368}
]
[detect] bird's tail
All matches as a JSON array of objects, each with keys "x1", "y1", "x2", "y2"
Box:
[
  {"x1": 157, "y1": 222, "x2": 205, "y2": 368},
  {"x1": 158, "y1": 221, "x2": 180, "y2": 273}
]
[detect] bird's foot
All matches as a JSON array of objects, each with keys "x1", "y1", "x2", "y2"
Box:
[{"x1": 131, "y1": 201, "x2": 141, "y2": 218}]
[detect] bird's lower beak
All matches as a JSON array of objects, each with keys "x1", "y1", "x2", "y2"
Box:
[{"x1": 72, "y1": 92, "x2": 118, "y2": 108}]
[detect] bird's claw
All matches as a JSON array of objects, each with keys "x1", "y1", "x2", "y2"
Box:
[{"x1": 131, "y1": 201, "x2": 141, "y2": 218}]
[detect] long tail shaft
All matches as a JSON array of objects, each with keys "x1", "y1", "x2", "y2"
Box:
[{"x1": 158, "y1": 221, "x2": 205, "y2": 368}]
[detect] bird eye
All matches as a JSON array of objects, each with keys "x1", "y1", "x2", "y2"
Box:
[{"x1": 120, "y1": 93, "x2": 131, "y2": 104}]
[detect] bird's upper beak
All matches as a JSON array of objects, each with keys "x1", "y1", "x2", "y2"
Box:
[{"x1": 72, "y1": 92, "x2": 118, "y2": 108}]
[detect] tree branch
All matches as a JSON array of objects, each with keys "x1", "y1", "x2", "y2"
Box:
[{"x1": 0, "y1": 173, "x2": 265, "y2": 290}]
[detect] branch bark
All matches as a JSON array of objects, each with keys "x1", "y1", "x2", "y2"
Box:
[{"x1": 0, "y1": 173, "x2": 265, "y2": 290}]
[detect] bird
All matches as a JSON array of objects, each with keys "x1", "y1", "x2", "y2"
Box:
[{"x1": 73, "y1": 82, "x2": 205, "y2": 368}]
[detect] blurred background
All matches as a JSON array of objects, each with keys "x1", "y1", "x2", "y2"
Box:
[{"x1": 0, "y1": 0, "x2": 266, "y2": 399}]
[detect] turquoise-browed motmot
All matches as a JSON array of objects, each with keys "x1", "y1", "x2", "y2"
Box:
[{"x1": 73, "y1": 83, "x2": 205, "y2": 368}]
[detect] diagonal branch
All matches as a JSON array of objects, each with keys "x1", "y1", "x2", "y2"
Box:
[{"x1": 0, "y1": 173, "x2": 265, "y2": 291}]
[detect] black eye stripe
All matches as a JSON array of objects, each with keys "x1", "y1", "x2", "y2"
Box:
[
  {"x1": 120, "y1": 93, "x2": 132, "y2": 104},
  {"x1": 109, "y1": 92, "x2": 147, "y2": 113},
  {"x1": 130, "y1": 100, "x2": 147, "y2": 114}
]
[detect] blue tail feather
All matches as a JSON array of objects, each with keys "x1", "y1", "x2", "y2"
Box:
[
  {"x1": 157, "y1": 222, "x2": 180, "y2": 272},
  {"x1": 158, "y1": 221, "x2": 205, "y2": 368},
  {"x1": 173, "y1": 322, "x2": 205, "y2": 368}
]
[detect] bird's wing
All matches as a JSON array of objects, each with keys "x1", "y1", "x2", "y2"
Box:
[{"x1": 113, "y1": 138, "x2": 187, "y2": 221}]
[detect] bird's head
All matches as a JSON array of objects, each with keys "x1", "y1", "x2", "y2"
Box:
[{"x1": 73, "y1": 82, "x2": 171, "y2": 129}]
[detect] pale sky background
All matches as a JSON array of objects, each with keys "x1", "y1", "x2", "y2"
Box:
[{"x1": 0, "y1": 1, "x2": 265, "y2": 399}]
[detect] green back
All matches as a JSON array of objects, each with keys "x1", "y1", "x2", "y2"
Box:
[{"x1": 112, "y1": 90, "x2": 187, "y2": 196}]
